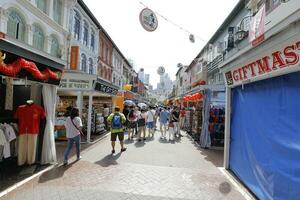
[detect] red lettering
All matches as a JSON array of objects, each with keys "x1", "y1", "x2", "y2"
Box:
[
  {"x1": 257, "y1": 56, "x2": 271, "y2": 75},
  {"x1": 233, "y1": 70, "x2": 240, "y2": 81},
  {"x1": 284, "y1": 45, "x2": 299, "y2": 65},
  {"x1": 242, "y1": 65, "x2": 249, "y2": 80},
  {"x1": 272, "y1": 51, "x2": 286, "y2": 69},
  {"x1": 248, "y1": 62, "x2": 257, "y2": 77},
  {"x1": 238, "y1": 68, "x2": 244, "y2": 80}
]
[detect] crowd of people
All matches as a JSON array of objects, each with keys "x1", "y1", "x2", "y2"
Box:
[
  {"x1": 62, "y1": 104, "x2": 188, "y2": 165},
  {"x1": 107, "y1": 105, "x2": 186, "y2": 154}
]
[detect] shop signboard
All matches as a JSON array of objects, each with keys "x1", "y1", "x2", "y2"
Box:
[
  {"x1": 59, "y1": 79, "x2": 90, "y2": 90},
  {"x1": 94, "y1": 79, "x2": 118, "y2": 95},
  {"x1": 139, "y1": 8, "x2": 158, "y2": 32},
  {"x1": 224, "y1": 38, "x2": 300, "y2": 87}
]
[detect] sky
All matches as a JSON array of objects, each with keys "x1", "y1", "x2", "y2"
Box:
[{"x1": 84, "y1": 0, "x2": 239, "y2": 88}]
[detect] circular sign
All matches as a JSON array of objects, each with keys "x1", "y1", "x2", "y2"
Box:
[
  {"x1": 157, "y1": 66, "x2": 165, "y2": 75},
  {"x1": 177, "y1": 63, "x2": 183, "y2": 68},
  {"x1": 139, "y1": 8, "x2": 158, "y2": 32},
  {"x1": 189, "y1": 34, "x2": 195, "y2": 43}
]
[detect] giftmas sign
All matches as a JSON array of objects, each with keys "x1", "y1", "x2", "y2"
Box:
[
  {"x1": 224, "y1": 39, "x2": 300, "y2": 87},
  {"x1": 139, "y1": 8, "x2": 158, "y2": 32}
]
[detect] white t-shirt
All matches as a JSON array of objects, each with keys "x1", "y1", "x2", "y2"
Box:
[
  {"x1": 103, "y1": 107, "x2": 110, "y2": 117},
  {"x1": 64, "y1": 117, "x2": 82, "y2": 138},
  {"x1": 146, "y1": 110, "x2": 155, "y2": 122}
]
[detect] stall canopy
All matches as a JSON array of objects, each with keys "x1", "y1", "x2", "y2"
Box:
[
  {"x1": 0, "y1": 38, "x2": 64, "y2": 85},
  {"x1": 230, "y1": 72, "x2": 300, "y2": 200}
]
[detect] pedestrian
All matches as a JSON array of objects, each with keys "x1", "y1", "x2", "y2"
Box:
[
  {"x1": 159, "y1": 107, "x2": 169, "y2": 139},
  {"x1": 107, "y1": 106, "x2": 127, "y2": 154},
  {"x1": 171, "y1": 106, "x2": 181, "y2": 138},
  {"x1": 63, "y1": 107, "x2": 83, "y2": 165},
  {"x1": 103, "y1": 104, "x2": 110, "y2": 131},
  {"x1": 127, "y1": 106, "x2": 137, "y2": 140},
  {"x1": 137, "y1": 108, "x2": 147, "y2": 141},
  {"x1": 123, "y1": 105, "x2": 130, "y2": 134},
  {"x1": 168, "y1": 118, "x2": 175, "y2": 141},
  {"x1": 146, "y1": 106, "x2": 156, "y2": 137},
  {"x1": 134, "y1": 106, "x2": 139, "y2": 136}
]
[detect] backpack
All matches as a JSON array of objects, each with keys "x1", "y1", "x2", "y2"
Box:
[{"x1": 111, "y1": 113, "x2": 122, "y2": 129}]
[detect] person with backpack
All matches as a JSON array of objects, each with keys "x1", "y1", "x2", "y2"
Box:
[
  {"x1": 107, "y1": 106, "x2": 127, "y2": 154},
  {"x1": 63, "y1": 107, "x2": 83, "y2": 165}
]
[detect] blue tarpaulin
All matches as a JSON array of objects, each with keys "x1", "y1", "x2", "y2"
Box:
[{"x1": 230, "y1": 72, "x2": 300, "y2": 200}]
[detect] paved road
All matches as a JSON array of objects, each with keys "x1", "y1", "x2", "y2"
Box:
[{"x1": 1, "y1": 130, "x2": 248, "y2": 200}]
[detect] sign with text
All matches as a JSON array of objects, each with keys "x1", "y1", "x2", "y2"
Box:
[
  {"x1": 224, "y1": 39, "x2": 300, "y2": 87},
  {"x1": 249, "y1": 5, "x2": 266, "y2": 47},
  {"x1": 94, "y1": 79, "x2": 118, "y2": 95}
]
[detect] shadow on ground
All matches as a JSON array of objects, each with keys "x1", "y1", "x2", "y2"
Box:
[{"x1": 95, "y1": 153, "x2": 121, "y2": 167}]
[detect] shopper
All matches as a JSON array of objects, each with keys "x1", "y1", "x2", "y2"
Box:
[
  {"x1": 159, "y1": 107, "x2": 169, "y2": 139},
  {"x1": 123, "y1": 105, "x2": 130, "y2": 135},
  {"x1": 127, "y1": 106, "x2": 137, "y2": 140},
  {"x1": 168, "y1": 119, "x2": 175, "y2": 141},
  {"x1": 137, "y1": 108, "x2": 147, "y2": 141},
  {"x1": 146, "y1": 106, "x2": 156, "y2": 137},
  {"x1": 63, "y1": 107, "x2": 83, "y2": 165},
  {"x1": 171, "y1": 106, "x2": 181, "y2": 137},
  {"x1": 107, "y1": 106, "x2": 127, "y2": 154},
  {"x1": 103, "y1": 104, "x2": 110, "y2": 131}
]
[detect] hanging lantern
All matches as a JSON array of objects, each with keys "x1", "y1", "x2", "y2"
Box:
[{"x1": 189, "y1": 34, "x2": 195, "y2": 43}]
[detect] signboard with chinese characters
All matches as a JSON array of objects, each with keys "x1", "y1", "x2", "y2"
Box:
[
  {"x1": 94, "y1": 79, "x2": 118, "y2": 95},
  {"x1": 223, "y1": 38, "x2": 300, "y2": 87},
  {"x1": 139, "y1": 8, "x2": 158, "y2": 32},
  {"x1": 59, "y1": 79, "x2": 91, "y2": 90}
]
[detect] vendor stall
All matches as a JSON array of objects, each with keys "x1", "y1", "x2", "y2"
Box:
[{"x1": 221, "y1": 20, "x2": 300, "y2": 200}]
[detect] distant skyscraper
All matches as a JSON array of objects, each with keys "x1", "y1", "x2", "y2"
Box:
[
  {"x1": 138, "y1": 68, "x2": 145, "y2": 83},
  {"x1": 145, "y1": 74, "x2": 150, "y2": 85}
]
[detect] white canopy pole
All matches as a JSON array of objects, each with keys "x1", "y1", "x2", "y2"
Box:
[
  {"x1": 87, "y1": 92, "x2": 93, "y2": 143},
  {"x1": 224, "y1": 87, "x2": 232, "y2": 169}
]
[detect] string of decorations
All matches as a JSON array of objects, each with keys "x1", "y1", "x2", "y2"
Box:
[{"x1": 137, "y1": 0, "x2": 207, "y2": 43}]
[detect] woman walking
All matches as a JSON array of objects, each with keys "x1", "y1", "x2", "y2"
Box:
[
  {"x1": 63, "y1": 108, "x2": 83, "y2": 165},
  {"x1": 127, "y1": 106, "x2": 137, "y2": 140},
  {"x1": 137, "y1": 108, "x2": 147, "y2": 141}
]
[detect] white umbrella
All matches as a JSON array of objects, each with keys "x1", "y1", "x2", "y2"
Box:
[
  {"x1": 124, "y1": 100, "x2": 135, "y2": 106},
  {"x1": 138, "y1": 103, "x2": 148, "y2": 109}
]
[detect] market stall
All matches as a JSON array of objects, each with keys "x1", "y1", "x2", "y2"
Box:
[
  {"x1": 221, "y1": 22, "x2": 300, "y2": 200},
  {"x1": 57, "y1": 71, "x2": 118, "y2": 142},
  {"x1": 0, "y1": 37, "x2": 64, "y2": 169}
]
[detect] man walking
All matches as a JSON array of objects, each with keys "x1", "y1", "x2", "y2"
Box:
[
  {"x1": 171, "y1": 107, "x2": 181, "y2": 138},
  {"x1": 159, "y1": 107, "x2": 169, "y2": 139},
  {"x1": 107, "y1": 106, "x2": 127, "y2": 154}
]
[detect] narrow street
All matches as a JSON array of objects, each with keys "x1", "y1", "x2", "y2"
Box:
[{"x1": 1, "y1": 130, "x2": 248, "y2": 200}]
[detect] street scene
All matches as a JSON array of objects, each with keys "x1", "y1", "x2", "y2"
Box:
[{"x1": 0, "y1": 0, "x2": 300, "y2": 200}]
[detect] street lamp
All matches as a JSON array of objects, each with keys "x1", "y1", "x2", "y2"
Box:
[{"x1": 235, "y1": 15, "x2": 252, "y2": 42}]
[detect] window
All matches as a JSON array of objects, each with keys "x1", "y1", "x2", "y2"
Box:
[
  {"x1": 50, "y1": 35, "x2": 60, "y2": 57},
  {"x1": 32, "y1": 24, "x2": 44, "y2": 50},
  {"x1": 36, "y1": 0, "x2": 47, "y2": 13},
  {"x1": 53, "y1": 0, "x2": 62, "y2": 25},
  {"x1": 81, "y1": 54, "x2": 87, "y2": 72},
  {"x1": 106, "y1": 48, "x2": 109, "y2": 63},
  {"x1": 74, "y1": 10, "x2": 81, "y2": 40},
  {"x1": 90, "y1": 31, "x2": 95, "y2": 51},
  {"x1": 265, "y1": 0, "x2": 280, "y2": 13},
  {"x1": 88, "y1": 58, "x2": 93, "y2": 74},
  {"x1": 83, "y1": 21, "x2": 88, "y2": 46},
  {"x1": 7, "y1": 10, "x2": 25, "y2": 42}
]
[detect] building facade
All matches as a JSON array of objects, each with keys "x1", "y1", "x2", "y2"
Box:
[
  {"x1": 112, "y1": 48, "x2": 123, "y2": 88},
  {"x1": 98, "y1": 29, "x2": 113, "y2": 83}
]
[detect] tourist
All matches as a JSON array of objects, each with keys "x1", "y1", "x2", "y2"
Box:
[
  {"x1": 159, "y1": 107, "x2": 169, "y2": 139},
  {"x1": 171, "y1": 106, "x2": 181, "y2": 137},
  {"x1": 107, "y1": 106, "x2": 127, "y2": 154},
  {"x1": 127, "y1": 106, "x2": 137, "y2": 140},
  {"x1": 146, "y1": 106, "x2": 156, "y2": 137},
  {"x1": 137, "y1": 107, "x2": 147, "y2": 141},
  {"x1": 180, "y1": 107, "x2": 186, "y2": 130},
  {"x1": 63, "y1": 107, "x2": 83, "y2": 165}
]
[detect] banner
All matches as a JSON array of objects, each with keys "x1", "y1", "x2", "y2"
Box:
[{"x1": 249, "y1": 5, "x2": 266, "y2": 46}]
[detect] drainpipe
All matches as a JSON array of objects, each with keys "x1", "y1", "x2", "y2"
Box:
[{"x1": 224, "y1": 87, "x2": 231, "y2": 169}]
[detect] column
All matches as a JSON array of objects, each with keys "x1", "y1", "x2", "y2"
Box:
[
  {"x1": 77, "y1": 91, "x2": 83, "y2": 118},
  {"x1": 224, "y1": 87, "x2": 231, "y2": 169},
  {"x1": 47, "y1": 0, "x2": 54, "y2": 19},
  {"x1": 45, "y1": 35, "x2": 51, "y2": 54},
  {"x1": 87, "y1": 92, "x2": 93, "y2": 143},
  {"x1": 26, "y1": 24, "x2": 32, "y2": 45},
  {"x1": 0, "y1": 8, "x2": 8, "y2": 34}
]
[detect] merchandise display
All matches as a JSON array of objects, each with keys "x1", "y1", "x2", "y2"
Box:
[{"x1": 208, "y1": 107, "x2": 225, "y2": 146}]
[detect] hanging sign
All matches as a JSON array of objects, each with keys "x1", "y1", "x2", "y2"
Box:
[
  {"x1": 224, "y1": 39, "x2": 300, "y2": 87},
  {"x1": 139, "y1": 8, "x2": 158, "y2": 32},
  {"x1": 94, "y1": 79, "x2": 118, "y2": 95},
  {"x1": 157, "y1": 66, "x2": 165, "y2": 75},
  {"x1": 249, "y1": 5, "x2": 266, "y2": 47}
]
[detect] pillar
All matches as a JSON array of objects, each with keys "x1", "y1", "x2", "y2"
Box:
[
  {"x1": 87, "y1": 92, "x2": 93, "y2": 143},
  {"x1": 224, "y1": 87, "x2": 231, "y2": 169},
  {"x1": 77, "y1": 91, "x2": 83, "y2": 118}
]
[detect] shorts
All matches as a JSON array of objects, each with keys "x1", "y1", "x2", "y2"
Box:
[
  {"x1": 146, "y1": 122, "x2": 154, "y2": 129},
  {"x1": 111, "y1": 132, "x2": 124, "y2": 141},
  {"x1": 128, "y1": 121, "x2": 137, "y2": 129}
]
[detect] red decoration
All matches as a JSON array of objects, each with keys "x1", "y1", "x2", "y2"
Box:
[{"x1": 0, "y1": 57, "x2": 59, "y2": 81}]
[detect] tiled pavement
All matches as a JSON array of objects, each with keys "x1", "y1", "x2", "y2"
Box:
[{"x1": 1, "y1": 130, "x2": 249, "y2": 200}]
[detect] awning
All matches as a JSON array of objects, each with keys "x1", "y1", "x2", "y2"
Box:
[{"x1": 0, "y1": 38, "x2": 64, "y2": 85}]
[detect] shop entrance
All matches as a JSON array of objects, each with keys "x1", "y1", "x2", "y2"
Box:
[{"x1": 229, "y1": 71, "x2": 300, "y2": 200}]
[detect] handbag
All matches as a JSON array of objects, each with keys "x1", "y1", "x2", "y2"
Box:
[{"x1": 70, "y1": 117, "x2": 84, "y2": 135}]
